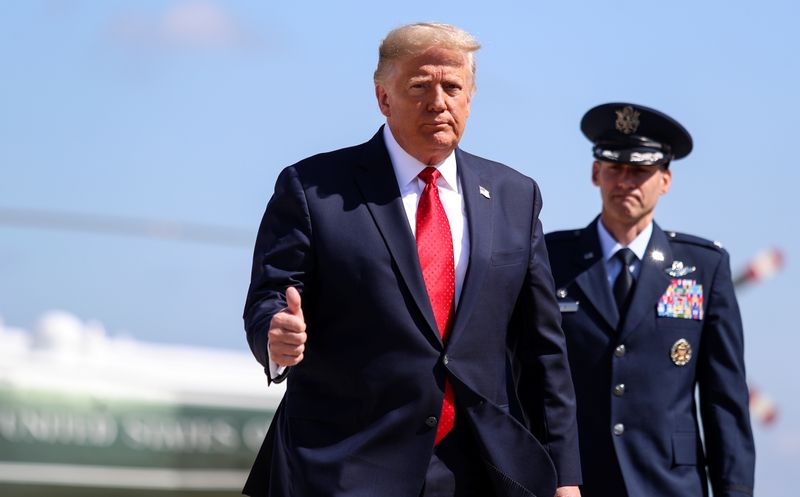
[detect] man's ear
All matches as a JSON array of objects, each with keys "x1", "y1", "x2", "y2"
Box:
[
  {"x1": 660, "y1": 167, "x2": 672, "y2": 194},
  {"x1": 375, "y1": 85, "x2": 390, "y2": 117},
  {"x1": 591, "y1": 161, "x2": 601, "y2": 186}
]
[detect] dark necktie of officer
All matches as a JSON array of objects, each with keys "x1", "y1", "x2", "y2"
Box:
[
  {"x1": 416, "y1": 167, "x2": 456, "y2": 445},
  {"x1": 613, "y1": 248, "x2": 636, "y2": 314}
]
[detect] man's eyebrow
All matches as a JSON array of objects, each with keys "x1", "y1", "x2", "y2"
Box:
[{"x1": 442, "y1": 75, "x2": 464, "y2": 84}]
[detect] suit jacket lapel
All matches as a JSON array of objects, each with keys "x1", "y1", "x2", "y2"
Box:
[
  {"x1": 448, "y1": 149, "x2": 492, "y2": 346},
  {"x1": 573, "y1": 218, "x2": 620, "y2": 331},
  {"x1": 618, "y1": 223, "x2": 673, "y2": 341},
  {"x1": 352, "y1": 129, "x2": 441, "y2": 345}
]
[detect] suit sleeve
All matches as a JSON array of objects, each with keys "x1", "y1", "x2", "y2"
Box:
[
  {"x1": 511, "y1": 180, "x2": 582, "y2": 486},
  {"x1": 243, "y1": 165, "x2": 313, "y2": 382},
  {"x1": 698, "y1": 249, "x2": 756, "y2": 497}
]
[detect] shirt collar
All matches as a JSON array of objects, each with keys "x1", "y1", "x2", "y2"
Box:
[
  {"x1": 597, "y1": 219, "x2": 653, "y2": 262},
  {"x1": 383, "y1": 125, "x2": 458, "y2": 192}
]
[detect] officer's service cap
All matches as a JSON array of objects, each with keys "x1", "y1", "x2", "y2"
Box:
[{"x1": 581, "y1": 103, "x2": 693, "y2": 166}]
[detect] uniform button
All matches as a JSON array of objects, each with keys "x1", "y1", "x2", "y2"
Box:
[
  {"x1": 614, "y1": 344, "x2": 626, "y2": 357},
  {"x1": 425, "y1": 416, "x2": 438, "y2": 428},
  {"x1": 613, "y1": 423, "x2": 625, "y2": 436},
  {"x1": 443, "y1": 355, "x2": 449, "y2": 365},
  {"x1": 613, "y1": 384, "x2": 626, "y2": 396}
]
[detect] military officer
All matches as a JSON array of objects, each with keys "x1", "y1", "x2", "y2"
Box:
[{"x1": 544, "y1": 103, "x2": 755, "y2": 497}]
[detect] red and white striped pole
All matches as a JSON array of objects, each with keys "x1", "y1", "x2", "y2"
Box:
[
  {"x1": 734, "y1": 248, "x2": 785, "y2": 288},
  {"x1": 749, "y1": 385, "x2": 778, "y2": 427}
]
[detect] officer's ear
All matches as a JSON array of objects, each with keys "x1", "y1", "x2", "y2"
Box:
[
  {"x1": 591, "y1": 161, "x2": 601, "y2": 186},
  {"x1": 659, "y1": 165, "x2": 672, "y2": 194}
]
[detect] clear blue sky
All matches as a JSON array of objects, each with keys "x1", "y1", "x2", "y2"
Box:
[{"x1": 1, "y1": 1, "x2": 798, "y2": 493}]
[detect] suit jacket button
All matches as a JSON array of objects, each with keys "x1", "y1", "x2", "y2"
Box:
[
  {"x1": 425, "y1": 416, "x2": 438, "y2": 428},
  {"x1": 614, "y1": 344, "x2": 626, "y2": 357},
  {"x1": 613, "y1": 423, "x2": 625, "y2": 436},
  {"x1": 443, "y1": 355, "x2": 450, "y2": 365},
  {"x1": 613, "y1": 384, "x2": 625, "y2": 396}
]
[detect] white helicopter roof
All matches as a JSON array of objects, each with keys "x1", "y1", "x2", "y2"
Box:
[{"x1": 0, "y1": 311, "x2": 284, "y2": 410}]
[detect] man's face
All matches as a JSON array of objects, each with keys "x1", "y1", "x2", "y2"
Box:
[
  {"x1": 375, "y1": 47, "x2": 472, "y2": 165},
  {"x1": 592, "y1": 160, "x2": 672, "y2": 226}
]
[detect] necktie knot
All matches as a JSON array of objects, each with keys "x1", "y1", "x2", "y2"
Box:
[
  {"x1": 418, "y1": 167, "x2": 441, "y2": 185},
  {"x1": 615, "y1": 247, "x2": 636, "y2": 267}
]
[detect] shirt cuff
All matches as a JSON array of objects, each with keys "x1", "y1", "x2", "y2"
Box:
[{"x1": 267, "y1": 342, "x2": 288, "y2": 383}]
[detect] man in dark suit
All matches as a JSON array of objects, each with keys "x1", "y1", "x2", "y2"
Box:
[
  {"x1": 242, "y1": 23, "x2": 581, "y2": 497},
  {"x1": 546, "y1": 103, "x2": 755, "y2": 497}
]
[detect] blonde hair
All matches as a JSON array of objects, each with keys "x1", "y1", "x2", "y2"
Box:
[{"x1": 374, "y1": 23, "x2": 481, "y2": 89}]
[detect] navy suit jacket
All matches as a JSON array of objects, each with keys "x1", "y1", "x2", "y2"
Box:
[
  {"x1": 243, "y1": 129, "x2": 581, "y2": 497},
  {"x1": 546, "y1": 219, "x2": 755, "y2": 497}
]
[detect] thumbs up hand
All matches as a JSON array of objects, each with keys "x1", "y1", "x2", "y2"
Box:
[{"x1": 268, "y1": 287, "x2": 307, "y2": 367}]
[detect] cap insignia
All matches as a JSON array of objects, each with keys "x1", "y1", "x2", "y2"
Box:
[{"x1": 615, "y1": 106, "x2": 640, "y2": 135}]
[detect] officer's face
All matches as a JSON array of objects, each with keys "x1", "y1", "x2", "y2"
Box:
[
  {"x1": 592, "y1": 161, "x2": 672, "y2": 226},
  {"x1": 375, "y1": 47, "x2": 473, "y2": 166}
]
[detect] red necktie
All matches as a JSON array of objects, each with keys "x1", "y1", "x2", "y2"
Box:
[{"x1": 416, "y1": 167, "x2": 456, "y2": 445}]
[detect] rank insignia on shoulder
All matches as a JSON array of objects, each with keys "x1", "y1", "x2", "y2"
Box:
[
  {"x1": 657, "y1": 279, "x2": 703, "y2": 320},
  {"x1": 670, "y1": 338, "x2": 692, "y2": 366},
  {"x1": 665, "y1": 260, "x2": 696, "y2": 277}
]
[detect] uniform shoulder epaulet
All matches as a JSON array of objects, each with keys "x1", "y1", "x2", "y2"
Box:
[
  {"x1": 663, "y1": 230, "x2": 725, "y2": 251},
  {"x1": 545, "y1": 229, "x2": 583, "y2": 243}
]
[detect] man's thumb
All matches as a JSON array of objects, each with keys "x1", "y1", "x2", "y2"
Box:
[{"x1": 285, "y1": 286, "x2": 303, "y2": 316}]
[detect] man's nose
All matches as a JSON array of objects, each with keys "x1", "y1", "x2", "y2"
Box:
[
  {"x1": 427, "y1": 86, "x2": 447, "y2": 112},
  {"x1": 618, "y1": 168, "x2": 637, "y2": 187}
]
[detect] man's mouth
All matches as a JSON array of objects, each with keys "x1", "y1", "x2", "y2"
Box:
[{"x1": 613, "y1": 192, "x2": 638, "y2": 202}]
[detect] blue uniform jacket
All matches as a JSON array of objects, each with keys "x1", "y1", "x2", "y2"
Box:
[{"x1": 545, "y1": 218, "x2": 754, "y2": 497}]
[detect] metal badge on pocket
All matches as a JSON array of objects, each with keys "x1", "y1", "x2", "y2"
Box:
[{"x1": 670, "y1": 338, "x2": 692, "y2": 366}]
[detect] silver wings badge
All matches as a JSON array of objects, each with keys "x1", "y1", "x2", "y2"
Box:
[{"x1": 665, "y1": 260, "x2": 696, "y2": 277}]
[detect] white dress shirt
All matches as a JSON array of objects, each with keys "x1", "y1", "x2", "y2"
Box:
[
  {"x1": 269, "y1": 126, "x2": 471, "y2": 379},
  {"x1": 383, "y1": 125, "x2": 470, "y2": 304},
  {"x1": 597, "y1": 219, "x2": 653, "y2": 288}
]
